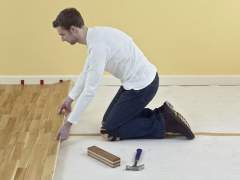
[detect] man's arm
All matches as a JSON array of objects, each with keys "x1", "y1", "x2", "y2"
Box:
[
  {"x1": 58, "y1": 64, "x2": 87, "y2": 115},
  {"x1": 68, "y1": 62, "x2": 88, "y2": 100},
  {"x1": 67, "y1": 44, "x2": 108, "y2": 124}
]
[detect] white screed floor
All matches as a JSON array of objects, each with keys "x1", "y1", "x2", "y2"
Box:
[{"x1": 54, "y1": 85, "x2": 240, "y2": 180}]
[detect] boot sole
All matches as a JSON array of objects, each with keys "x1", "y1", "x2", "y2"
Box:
[{"x1": 164, "y1": 101, "x2": 195, "y2": 140}]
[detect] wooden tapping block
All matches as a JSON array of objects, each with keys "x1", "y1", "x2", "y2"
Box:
[{"x1": 87, "y1": 146, "x2": 121, "y2": 168}]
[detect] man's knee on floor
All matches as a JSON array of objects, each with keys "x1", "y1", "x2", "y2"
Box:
[
  {"x1": 100, "y1": 119, "x2": 121, "y2": 141},
  {"x1": 100, "y1": 126, "x2": 120, "y2": 141},
  {"x1": 102, "y1": 122, "x2": 112, "y2": 132},
  {"x1": 101, "y1": 117, "x2": 118, "y2": 131}
]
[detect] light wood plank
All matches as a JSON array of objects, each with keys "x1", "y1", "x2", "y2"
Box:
[{"x1": 0, "y1": 82, "x2": 70, "y2": 180}]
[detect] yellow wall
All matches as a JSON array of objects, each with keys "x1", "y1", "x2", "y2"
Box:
[{"x1": 0, "y1": 0, "x2": 240, "y2": 75}]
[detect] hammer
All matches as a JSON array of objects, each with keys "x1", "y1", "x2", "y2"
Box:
[{"x1": 126, "y1": 148, "x2": 144, "y2": 171}]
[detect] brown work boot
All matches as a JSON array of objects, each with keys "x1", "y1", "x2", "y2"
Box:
[{"x1": 159, "y1": 101, "x2": 195, "y2": 140}]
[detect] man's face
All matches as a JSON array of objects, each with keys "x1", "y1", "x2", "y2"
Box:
[{"x1": 56, "y1": 26, "x2": 78, "y2": 45}]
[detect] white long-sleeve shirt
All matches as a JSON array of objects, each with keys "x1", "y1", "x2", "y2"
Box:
[{"x1": 67, "y1": 26, "x2": 157, "y2": 124}]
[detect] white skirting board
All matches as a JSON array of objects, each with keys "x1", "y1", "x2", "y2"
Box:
[{"x1": 0, "y1": 75, "x2": 240, "y2": 86}]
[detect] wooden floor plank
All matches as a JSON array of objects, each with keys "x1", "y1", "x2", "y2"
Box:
[{"x1": 0, "y1": 82, "x2": 70, "y2": 180}]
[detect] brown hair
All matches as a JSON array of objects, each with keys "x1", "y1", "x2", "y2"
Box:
[{"x1": 53, "y1": 8, "x2": 85, "y2": 30}]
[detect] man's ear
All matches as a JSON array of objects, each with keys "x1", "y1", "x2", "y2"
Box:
[{"x1": 69, "y1": 26, "x2": 77, "y2": 33}]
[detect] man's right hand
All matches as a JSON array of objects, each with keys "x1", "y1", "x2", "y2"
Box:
[
  {"x1": 58, "y1": 96, "x2": 74, "y2": 115},
  {"x1": 56, "y1": 121, "x2": 72, "y2": 142}
]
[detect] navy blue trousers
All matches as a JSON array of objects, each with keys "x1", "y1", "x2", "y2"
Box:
[{"x1": 102, "y1": 73, "x2": 166, "y2": 140}]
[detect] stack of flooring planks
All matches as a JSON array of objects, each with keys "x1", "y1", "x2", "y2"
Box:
[
  {"x1": 0, "y1": 81, "x2": 70, "y2": 180},
  {"x1": 88, "y1": 146, "x2": 121, "y2": 168}
]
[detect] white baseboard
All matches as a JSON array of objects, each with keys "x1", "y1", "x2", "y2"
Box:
[
  {"x1": 0, "y1": 75, "x2": 240, "y2": 86},
  {"x1": 158, "y1": 75, "x2": 240, "y2": 86}
]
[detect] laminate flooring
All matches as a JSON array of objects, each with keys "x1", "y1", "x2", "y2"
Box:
[{"x1": 0, "y1": 82, "x2": 70, "y2": 180}]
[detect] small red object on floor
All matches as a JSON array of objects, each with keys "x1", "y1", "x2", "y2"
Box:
[
  {"x1": 40, "y1": 80, "x2": 44, "y2": 85},
  {"x1": 20, "y1": 80, "x2": 24, "y2": 86}
]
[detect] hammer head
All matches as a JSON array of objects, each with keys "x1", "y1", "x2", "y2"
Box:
[
  {"x1": 126, "y1": 148, "x2": 144, "y2": 171},
  {"x1": 126, "y1": 164, "x2": 144, "y2": 171}
]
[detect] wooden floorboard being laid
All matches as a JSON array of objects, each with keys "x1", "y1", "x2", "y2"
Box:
[{"x1": 0, "y1": 81, "x2": 70, "y2": 180}]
